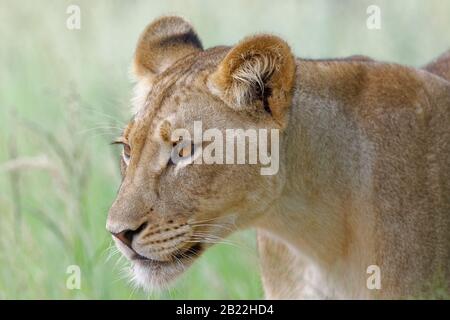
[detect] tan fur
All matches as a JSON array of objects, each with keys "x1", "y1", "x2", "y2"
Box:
[
  {"x1": 133, "y1": 16, "x2": 203, "y2": 80},
  {"x1": 208, "y1": 35, "x2": 296, "y2": 127},
  {"x1": 107, "y1": 16, "x2": 450, "y2": 298},
  {"x1": 423, "y1": 49, "x2": 450, "y2": 81}
]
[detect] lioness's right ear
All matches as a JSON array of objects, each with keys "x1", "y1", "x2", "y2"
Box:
[
  {"x1": 208, "y1": 34, "x2": 296, "y2": 127},
  {"x1": 133, "y1": 16, "x2": 203, "y2": 80}
]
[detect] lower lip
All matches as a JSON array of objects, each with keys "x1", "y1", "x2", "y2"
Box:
[{"x1": 132, "y1": 242, "x2": 203, "y2": 266}]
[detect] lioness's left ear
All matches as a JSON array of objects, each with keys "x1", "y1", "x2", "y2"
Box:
[
  {"x1": 208, "y1": 35, "x2": 296, "y2": 126},
  {"x1": 133, "y1": 16, "x2": 203, "y2": 80}
]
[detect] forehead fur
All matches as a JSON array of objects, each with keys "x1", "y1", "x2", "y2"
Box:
[{"x1": 130, "y1": 46, "x2": 230, "y2": 120}]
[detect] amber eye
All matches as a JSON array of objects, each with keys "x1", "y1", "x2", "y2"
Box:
[
  {"x1": 178, "y1": 142, "x2": 193, "y2": 158},
  {"x1": 112, "y1": 138, "x2": 131, "y2": 166},
  {"x1": 169, "y1": 140, "x2": 195, "y2": 165},
  {"x1": 122, "y1": 143, "x2": 131, "y2": 165}
]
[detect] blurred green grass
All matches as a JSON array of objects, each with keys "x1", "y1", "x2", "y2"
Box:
[{"x1": 0, "y1": 0, "x2": 449, "y2": 299}]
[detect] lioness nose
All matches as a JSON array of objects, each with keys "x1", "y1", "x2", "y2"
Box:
[{"x1": 111, "y1": 222, "x2": 147, "y2": 249}]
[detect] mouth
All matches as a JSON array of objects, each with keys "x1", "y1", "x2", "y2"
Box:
[
  {"x1": 128, "y1": 242, "x2": 204, "y2": 289},
  {"x1": 132, "y1": 242, "x2": 203, "y2": 265}
]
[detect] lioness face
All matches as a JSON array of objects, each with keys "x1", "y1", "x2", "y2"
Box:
[{"x1": 106, "y1": 16, "x2": 296, "y2": 289}]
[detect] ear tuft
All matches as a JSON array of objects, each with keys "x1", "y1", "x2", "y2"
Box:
[
  {"x1": 133, "y1": 16, "x2": 203, "y2": 79},
  {"x1": 209, "y1": 35, "x2": 296, "y2": 126}
]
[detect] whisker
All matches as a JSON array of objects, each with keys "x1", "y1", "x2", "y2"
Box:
[
  {"x1": 189, "y1": 223, "x2": 235, "y2": 232},
  {"x1": 78, "y1": 106, "x2": 126, "y2": 126},
  {"x1": 191, "y1": 232, "x2": 235, "y2": 240},
  {"x1": 190, "y1": 216, "x2": 231, "y2": 224},
  {"x1": 189, "y1": 234, "x2": 240, "y2": 248},
  {"x1": 105, "y1": 247, "x2": 121, "y2": 263},
  {"x1": 186, "y1": 239, "x2": 240, "y2": 248},
  {"x1": 190, "y1": 232, "x2": 254, "y2": 252},
  {"x1": 76, "y1": 125, "x2": 124, "y2": 135}
]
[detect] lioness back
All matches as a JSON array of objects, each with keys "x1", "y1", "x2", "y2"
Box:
[
  {"x1": 275, "y1": 58, "x2": 450, "y2": 298},
  {"x1": 347, "y1": 62, "x2": 450, "y2": 296},
  {"x1": 424, "y1": 50, "x2": 450, "y2": 81}
]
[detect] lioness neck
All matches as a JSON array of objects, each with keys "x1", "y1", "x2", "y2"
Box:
[
  {"x1": 255, "y1": 57, "x2": 450, "y2": 298},
  {"x1": 257, "y1": 59, "x2": 376, "y2": 267}
]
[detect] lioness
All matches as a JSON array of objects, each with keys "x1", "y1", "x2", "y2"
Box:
[
  {"x1": 424, "y1": 50, "x2": 450, "y2": 81},
  {"x1": 107, "y1": 16, "x2": 450, "y2": 299}
]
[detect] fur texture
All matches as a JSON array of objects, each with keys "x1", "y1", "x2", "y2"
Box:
[{"x1": 107, "y1": 16, "x2": 450, "y2": 299}]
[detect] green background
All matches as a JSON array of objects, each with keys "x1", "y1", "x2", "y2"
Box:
[{"x1": 0, "y1": 0, "x2": 449, "y2": 299}]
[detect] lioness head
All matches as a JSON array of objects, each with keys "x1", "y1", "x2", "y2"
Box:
[{"x1": 106, "y1": 16, "x2": 296, "y2": 289}]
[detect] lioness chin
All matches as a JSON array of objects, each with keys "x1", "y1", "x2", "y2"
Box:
[{"x1": 107, "y1": 16, "x2": 450, "y2": 299}]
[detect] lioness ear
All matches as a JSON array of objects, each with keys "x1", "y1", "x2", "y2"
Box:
[
  {"x1": 208, "y1": 35, "x2": 296, "y2": 126},
  {"x1": 133, "y1": 16, "x2": 203, "y2": 80}
]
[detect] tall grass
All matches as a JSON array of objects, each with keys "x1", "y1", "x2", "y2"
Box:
[{"x1": 0, "y1": 0, "x2": 449, "y2": 299}]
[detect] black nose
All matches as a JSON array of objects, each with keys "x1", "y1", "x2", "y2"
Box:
[{"x1": 112, "y1": 223, "x2": 147, "y2": 249}]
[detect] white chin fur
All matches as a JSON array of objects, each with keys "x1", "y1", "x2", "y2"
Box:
[{"x1": 130, "y1": 259, "x2": 187, "y2": 292}]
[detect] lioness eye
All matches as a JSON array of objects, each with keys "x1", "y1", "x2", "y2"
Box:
[
  {"x1": 178, "y1": 142, "x2": 193, "y2": 158},
  {"x1": 122, "y1": 143, "x2": 131, "y2": 165},
  {"x1": 111, "y1": 138, "x2": 131, "y2": 166},
  {"x1": 169, "y1": 140, "x2": 195, "y2": 165}
]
